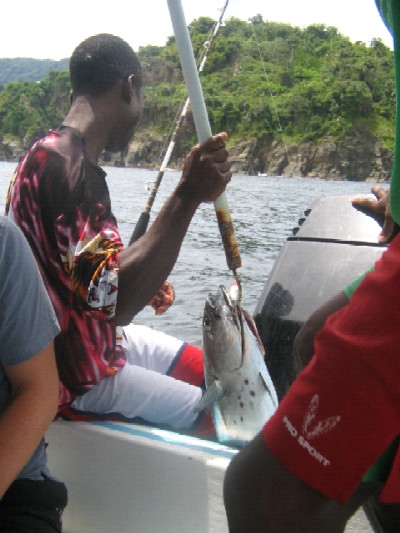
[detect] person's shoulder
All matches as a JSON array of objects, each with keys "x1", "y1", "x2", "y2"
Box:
[
  {"x1": 21, "y1": 130, "x2": 66, "y2": 174},
  {"x1": 26, "y1": 128, "x2": 83, "y2": 160},
  {"x1": 24, "y1": 129, "x2": 59, "y2": 153},
  {"x1": 0, "y1": 216, "x2": 32, "y2": 251},
  {"x1": 0, "y1": 216, "x2": 22, "y2": 239},
  {"x1": 22, "y1": 128, "x2": 85, "y2": 188},
  {"x1": 0, "y1": 217, "x2": 33, "y2": 268}
]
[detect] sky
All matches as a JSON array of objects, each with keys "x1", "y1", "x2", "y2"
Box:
[{"x1": 0, "y1": 0, "x2": 393, "y2": 60}]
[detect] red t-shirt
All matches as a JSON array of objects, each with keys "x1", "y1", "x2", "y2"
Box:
[{"x1": 7, "y1": 126, "x2": 127, "y2": 409}]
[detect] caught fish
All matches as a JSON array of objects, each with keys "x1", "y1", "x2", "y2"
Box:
[{"x1": 196, "y1": 285, "x2": 278, "y2": 447}]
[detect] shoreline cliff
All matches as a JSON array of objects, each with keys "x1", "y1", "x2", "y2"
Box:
[{"x1": 0, "y1": 130, "x2": 391, "y2": 182}]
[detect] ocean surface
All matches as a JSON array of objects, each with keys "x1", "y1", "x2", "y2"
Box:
[{"x1": 0, "y1": 161, "x2": 380, "y2": 346}]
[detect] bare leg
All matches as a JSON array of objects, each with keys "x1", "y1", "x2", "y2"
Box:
[{"x1": 224, "y1": 434, "x2": 380, "y2": 533}]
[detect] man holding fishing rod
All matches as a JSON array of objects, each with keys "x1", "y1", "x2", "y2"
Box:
[
  {"x1": 224, "y1": 1, "x2": 400, "y2": 531},
  {"x1": 6, "y1": 34, "x2": 231, "y2": 433}
]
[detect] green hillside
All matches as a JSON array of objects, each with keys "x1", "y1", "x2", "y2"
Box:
[
  {"x1": 0, "y1": 58, "x2": 69, "y2": 84},
  {"x1": 0, "y1": 16, "x2": 395, "y2": 154}
]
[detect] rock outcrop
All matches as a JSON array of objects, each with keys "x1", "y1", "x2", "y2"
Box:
[
  {"x1": 225, "y1": 130, "x2": 392, "y2": 182},
  {"x1": 0, "y1": 129, "x2": 392, "y2": 182}
]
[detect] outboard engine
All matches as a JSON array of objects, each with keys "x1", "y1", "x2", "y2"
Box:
[{"x1": 254, "y1": 194, "x2": 387, "y2": 401}]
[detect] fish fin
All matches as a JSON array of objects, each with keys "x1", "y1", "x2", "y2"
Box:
[
  {"x1": 212, "y1": 404, "x2": 235, "y2": 444},
  {"x1": 194, "y1": 380, "x2": 224, "y2": 413},
  {"x1": 259, "y1": 371, "x2": 279, "y2": 407},
  {"x1": 241, "y1": 307, "x2": 265, "y2": 356},
  {"x1": 212, "y1": 405, "x2": 249, "y2": 449}
]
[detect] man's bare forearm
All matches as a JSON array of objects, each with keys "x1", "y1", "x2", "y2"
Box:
[
  {"x1": 116, "y1": 191, "x2": 199, "y2": 325},
  {"x1": 0, "y1": 344, "x2": 58, "y2": 498}
]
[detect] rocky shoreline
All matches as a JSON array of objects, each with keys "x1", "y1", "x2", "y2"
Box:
[
  {"x1": 109, "y1": 127, "x2": 393, "y2": 182},
  {"x1": 1, "y1": 129, "x2": 392, "y2": 182}
]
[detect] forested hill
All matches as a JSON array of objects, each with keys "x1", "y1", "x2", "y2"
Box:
[
  {"x1": 0, "y1": 58, "x2": 69, "y2": 84},
  {"x1": 0, "y1": 16, "x2": 395, "y2": 179}
]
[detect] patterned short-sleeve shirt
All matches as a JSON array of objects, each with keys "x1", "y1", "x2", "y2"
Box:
[{"x1": 6, "y1": 126, "x2": 127, "y2": 408}]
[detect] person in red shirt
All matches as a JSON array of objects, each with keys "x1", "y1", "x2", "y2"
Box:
[
  {"x1": 223, "y1": 2, "x2": 400, "y2": 531},
  {"x1": 7, "y1": 33, "x2": 231, "y2": 433}
]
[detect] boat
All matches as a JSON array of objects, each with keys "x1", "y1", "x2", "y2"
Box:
[{"x1": 45, "y1": 193, "x2": 384, "y2": 533}]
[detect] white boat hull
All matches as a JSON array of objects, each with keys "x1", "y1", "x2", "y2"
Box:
[{"x1": 46, "y1": 420, "x2": 237, "y2": 533}]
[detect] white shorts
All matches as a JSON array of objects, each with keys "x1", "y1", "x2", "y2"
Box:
[{"x1": 71, "y1": 324, "x2": 203, "y2": 429}]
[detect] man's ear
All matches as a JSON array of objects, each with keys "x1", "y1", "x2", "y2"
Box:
[
  {"x1": 69, "y1": 90, "x2": 74, "y2": 105},
  {"x1": 121, "y1": 74, "x2": 136, "y2": 104}
]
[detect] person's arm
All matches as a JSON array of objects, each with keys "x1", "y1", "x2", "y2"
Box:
[
  {"x1": 116, "y1": 132, "x2": 231, "y2": 325},
  {"x1": 0, "y1": 217, "x2": 60, "y2": 498},
  {"x1": 293, "y1": 291, "x2": 349, "y2": 370},
  {"x1": 0, "y1": 342, "x2": 59, "y2": 498},
  {"x1": 294, "y1": 266, "x2": 374, "y2": 370}
]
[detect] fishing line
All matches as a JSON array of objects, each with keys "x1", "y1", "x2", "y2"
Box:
[
  {"x1": 129, "y1": 0, "x2": 230, "y2": 245},
  {"x1": 250, "y1": 20, "x2": 291, "y2": 165}
]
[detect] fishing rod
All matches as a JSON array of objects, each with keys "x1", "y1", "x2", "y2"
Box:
[
  {"x1": 128, "y1": 0, "x2": 230, "y2": 245},
  {"x1": 167, "y1": 0, "x2": 242, "y2": 297}
]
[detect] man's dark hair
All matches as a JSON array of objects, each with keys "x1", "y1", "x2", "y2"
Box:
[{"x1": 69, "y1": 34, "x2": 142, "y2": 96}]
